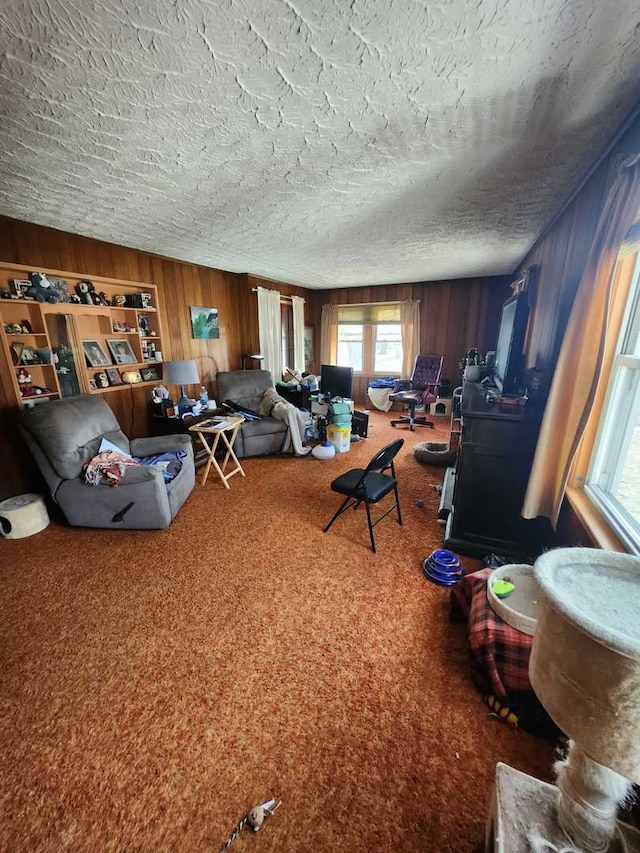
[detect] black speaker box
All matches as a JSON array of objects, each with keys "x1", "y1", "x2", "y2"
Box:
[
  {"x1": 153, "y1": 399, "x2": 176, "y2": 417},
  {"x1": 352, "y1": 410, "x2": 369, "y2": 438}
]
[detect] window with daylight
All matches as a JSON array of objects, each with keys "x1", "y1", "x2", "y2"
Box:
[
  {"x1": 583, "y1": 249, "x2": 640, "y2": 553},
  {"x1": 281, "y1": 301, "x2": 294, "y2": 369},
  {"x1": 336, "y1": 303, "x2": 403, "y2": 374}
]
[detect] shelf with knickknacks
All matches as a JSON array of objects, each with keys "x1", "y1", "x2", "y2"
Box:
[
  {"x1": 0, "y1": 260, "x2": 166, "y2": 408},
  {"x1": 16, "y1": 364, "x2": 56, "y2": 402},
  {"x1": 141, "y1": 338, "x2": 162, "y2": 363},
  {"x1": 111, "y1": 319, "x2": 137, "y2": 334},
  {"x1": 458, "y1": 347, "x2": 486, "y2": 383}
]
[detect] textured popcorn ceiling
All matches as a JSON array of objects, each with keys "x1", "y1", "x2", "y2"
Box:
[{"x1": 0, "y1": 1, "x2": 640, "y2": 289}]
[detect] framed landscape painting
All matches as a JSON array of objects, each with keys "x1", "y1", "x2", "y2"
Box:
[{"x1": 190, "y1": 306, "x2": 220, "y2": 339}]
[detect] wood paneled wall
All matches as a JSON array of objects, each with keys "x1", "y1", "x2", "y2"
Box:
[
  {"x1": 513, "y1": 111, "x2": 640, "y2": 545},
  {"x1": 0, "y1": 216, "x2": 509, "y2": 497},
  {"x1": 308, "y1": 276, "x2": 512, "y2": 402},
  {"x1": 517, "y1": 113, "x2": 640, "y2": 381},
  {"x1": 232, "y1": 273, "x2": 316, "y2": 369},
  {"x1": 0, "y1": 217, "x2": 317, "y2": 498}
]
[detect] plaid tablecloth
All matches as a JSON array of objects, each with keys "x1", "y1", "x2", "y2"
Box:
[
  {"x1": 450, "y1": 567, "x2": 533, "y2": 697},
  {"x1": 450, "y1": 567, "x2": 558, "y2": 736}
]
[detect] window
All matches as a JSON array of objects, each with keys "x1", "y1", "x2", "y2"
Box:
[
  {"x1": 281, "y1": 302, "x2": 294, "y2": 369},
  {"x1": 585, "y1": 251, "x2": 640, "y2": 552},
  {"x1": 374, "y1": 323, "x2": 402, "y2": 373},
  {"x1": 337, "y1": 323, "x2": 363, "y2": 371},
  {"x1": 336, "y1": 303, "x2": 403, "y2": 375}
]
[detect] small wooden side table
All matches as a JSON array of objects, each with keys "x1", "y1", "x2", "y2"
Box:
[{"x1": 189, "y1": 416, "x2": 246, "y2": 488}]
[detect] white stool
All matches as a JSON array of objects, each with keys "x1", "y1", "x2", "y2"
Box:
[{"x1": 0, "y1": 493, "x2": 50, "y2": 539}]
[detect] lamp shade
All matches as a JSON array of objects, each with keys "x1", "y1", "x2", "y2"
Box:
[
  {"x1": 241, "y1": 353, "x2": 265, "y2": 369},
  {"x1": 164, "y1": 359, "x2": 199, "y2": 386}
]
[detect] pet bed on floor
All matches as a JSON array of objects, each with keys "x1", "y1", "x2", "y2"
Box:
[{"x1": 414, "y1": 441, "x2": 457, "y2": 466}]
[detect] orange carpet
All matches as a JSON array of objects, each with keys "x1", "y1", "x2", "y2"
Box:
[{"x1": 0, "y1": 412, "x2": 554, "y2": 852}]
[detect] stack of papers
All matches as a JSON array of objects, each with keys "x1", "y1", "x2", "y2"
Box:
[{"x1": 197, "y1": 418, "x2": 232, "y2": 430}]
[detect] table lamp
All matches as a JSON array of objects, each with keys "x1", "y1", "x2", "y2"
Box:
[
  {"x1": 486, "y1": 548, "x2": 640, "y2": 852},
  {"x1": 164, "y1": 359, "x2": 199, "y2": 416},
  {"x1": 241, "y1": 353, "x2": 264, "y2": 370}
]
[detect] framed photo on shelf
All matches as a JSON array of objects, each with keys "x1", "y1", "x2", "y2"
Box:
[
  {"x1": 9, "y1": 279, "x2": 31, "y2": 299},
  {"x1": 106, "y1": 368, "x2": 124, "y2": 386},
  {"x1": 20, "y1": 345, "x2": 41, "y2": 364},
  {"x1": 141, "y1": 366, "x2": 160, "y2": 382},
  {"x1": 82, "y1": 340, "x2": 111, "y2": 368},
  {"x1": 138, "y1": 314, "x2": 152, "y2": 335},
  {"x1": 107, "y1": 338, "x2": 137, "y2": 364},
  {"x1": 10, "y1": 342, "x2": 24, "y2": 365}
]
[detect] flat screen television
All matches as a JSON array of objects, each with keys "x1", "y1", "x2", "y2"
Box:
[
  {"x1": 321, "y1": 364, "x2": 354, "y2": 400},
  {"x1": 493, "y1": 292, "x2": 529, "y2": 394}
]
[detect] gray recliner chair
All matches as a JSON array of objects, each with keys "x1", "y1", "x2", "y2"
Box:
[
  {"x1": 216, "y1": 370, "x2": 288, "y2": 458},
  {"x1": 20, "y1": 395, "x2": 195, "y2": 529}
]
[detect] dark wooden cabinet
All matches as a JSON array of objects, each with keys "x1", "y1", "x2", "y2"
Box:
[
  {"x1": 275, "y1": 385, "x2": 311, "y2": 410},
  {"x1": 444, "y1": 381, "x2": 544, "y2": 559},
  {"x1": 151, "y1": 410, "x2": 219, "y2": 468}
]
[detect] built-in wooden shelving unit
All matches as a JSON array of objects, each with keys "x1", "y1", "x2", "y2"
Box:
[{"x1": 0, "y1": 262, "x2": 165, "y2": 409}]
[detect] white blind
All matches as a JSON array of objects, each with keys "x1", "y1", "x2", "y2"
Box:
[{"x1": 337, "y1": 303, "x2": 401, "y2": 324}]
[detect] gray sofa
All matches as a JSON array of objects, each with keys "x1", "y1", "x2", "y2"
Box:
[
  {"x1": 216, "y1": 370, "x2": 288, "y2": 458},
  {"x1": 20, "y1": 395, "x2": 195, "y2": 529}
]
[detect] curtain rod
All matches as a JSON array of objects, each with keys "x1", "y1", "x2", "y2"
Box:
[
  {"x1": 251, "y1": 287, "x2": 294, "y2": 303},
  {"x1": 332, "y1": 299, "x2": 419, "y2": 308}
]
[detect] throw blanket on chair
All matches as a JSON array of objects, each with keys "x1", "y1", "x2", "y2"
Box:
[
  {"x1": 133, "y1": 450, "x2": 186, "y2": 483},
  {"x1": 84, "y1": 450, "x2": 140, "y2": 486},
  {"x1": 258, "y1": 387, "x2": 310, "y2": 456}
]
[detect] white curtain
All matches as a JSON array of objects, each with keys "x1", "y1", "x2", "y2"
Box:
[
  {"x1": 400, "y1": 298, "x2": 421, "y2": 377},
  {"x1": 320, "y1": 304, "x2": 339, "y2": 365},
  {"x1": 291, "y1": 295, "x2": 306, "y2": 373},
  {"x1": 257, "y1": 286, "x2": 282, "y2": 381}
]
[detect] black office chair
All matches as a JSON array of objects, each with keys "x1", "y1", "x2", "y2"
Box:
[
  {"x1": 323, "y1": 439, "x2": 404, "y2": 553},
  {"x1": 390, "y1": 354, "x2": 443, "y2": 430}
]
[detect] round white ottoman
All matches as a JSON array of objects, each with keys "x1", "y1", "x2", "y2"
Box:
[{"x1": 0, "y1": 493, "x2": 50, "y2": 539}]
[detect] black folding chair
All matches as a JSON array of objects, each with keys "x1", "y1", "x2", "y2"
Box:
[{"x1": 323, "y1": 439, "x2": 404, "y2": 553}]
